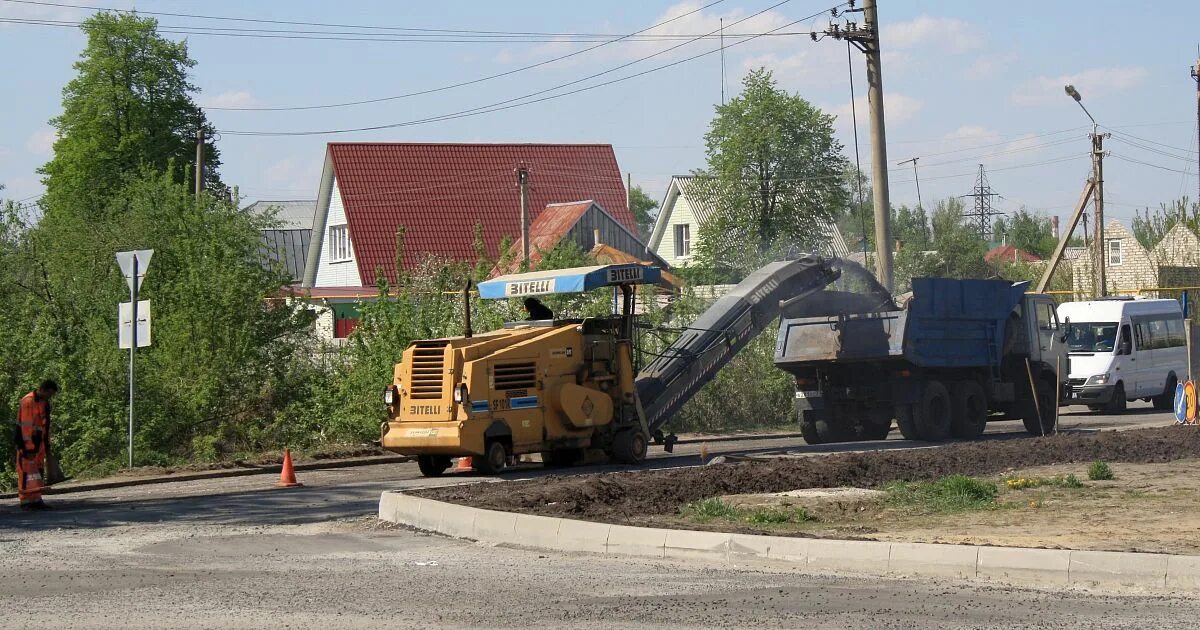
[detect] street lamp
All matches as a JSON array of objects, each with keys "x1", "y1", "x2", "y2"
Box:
[{"x1": 1064, "y1": 84, "x2": 1106, "y2": 297}]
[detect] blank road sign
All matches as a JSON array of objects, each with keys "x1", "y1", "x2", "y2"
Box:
[{"x1": 119, "y1": 300, "x2": 151, "y2": 349}]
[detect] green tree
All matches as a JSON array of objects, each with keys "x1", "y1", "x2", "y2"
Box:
[
  {"x1": 893, "y1": 204, "x2": 930, "y2": 251},
  {"x1": 1131, "y1": 197, "x2": 1198, "y2": 249},
  {"x1": 693, "y1": 69, "x2": 850, "y2": 272},
  {"x1": 39, "y1": 12, "x2": 220, "y2": 218},
  {"x1": 993, "y1": 207, "x2": 1057, "y2": 258},
  {"x1": 629, "y1": 185, "x2": 660, "y2": 238}
]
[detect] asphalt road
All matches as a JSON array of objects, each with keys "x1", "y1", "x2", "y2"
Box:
[{"x1": 0, "y1": 403, "x2": 1189, "y2": 628}]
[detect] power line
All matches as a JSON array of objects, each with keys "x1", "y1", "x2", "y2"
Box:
[
  {"x1": 215, "y1": 1, "x2": 850, "y2": 136},
  {"x1": 1109, "y1": 153, "x2": 1198, "y2": 176}
]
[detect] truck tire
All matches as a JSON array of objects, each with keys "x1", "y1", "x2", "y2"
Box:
[
  {"x1": 895, "y1": 405, "x2": 920, "y2": 440},
  {"x1": 612, "y1": 429, "x2": 647, "y2": 464},
  {"x1": 1107, "y1": 382, "x2": 1127, "y2": 413},
  {"x1": 857, "y1": 419, "x2": 891, "y2": 441},
  {"x1": 912, "y1": 380, "x2": 952, "y2": 441},
  {"x1": 1153, "y1": 375, "x2": 1177, "y2": 411},
  {"x1": 799, "y1": 410, "x2": 823, "y2": 445},
  {"x1": 950, "y1": 381, "x2": 988, "y2": 439},
  {"x1": 475, "y1": 440, "x2": 508, "y2": 475},
  {"x1": 1022, "y1": 377, "x2": 1058, "y2": 435},
  {"x1": 416, "y1": 455, "x2": 451, "y2": 478}
]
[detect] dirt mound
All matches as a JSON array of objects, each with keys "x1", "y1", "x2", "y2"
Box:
[{"x1": 419, "y1": 427, "x2": 1200, "y2": 523}]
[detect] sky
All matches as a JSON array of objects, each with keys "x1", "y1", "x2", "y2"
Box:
[{"x1": 2, "y1": 0, "x2": 1199, "y2": 231}]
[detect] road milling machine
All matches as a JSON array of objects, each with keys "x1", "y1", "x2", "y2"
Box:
[{"x1": 380, "y1": 257, "x2": 841, "y2": 477}]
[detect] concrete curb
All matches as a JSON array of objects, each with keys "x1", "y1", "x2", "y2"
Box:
[
  {"x1": 0, "y1": 454, "x2": 413, "y2": 499},
  {"x1": 379, "y1": 491, "x2": 1200, "y2": 593}
]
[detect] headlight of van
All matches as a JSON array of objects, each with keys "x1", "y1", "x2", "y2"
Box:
[{"x1": 1086, "y1": 373, "x2": 1111, "y2": 385}]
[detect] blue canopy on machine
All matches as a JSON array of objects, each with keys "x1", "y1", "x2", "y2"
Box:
[{"x1": 477, "y1": 264, "x2": 661, "y2": 300}]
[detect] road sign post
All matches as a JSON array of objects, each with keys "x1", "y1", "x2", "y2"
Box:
[{"x1": 116, "y1": 249, "x2": 153, "y2": 468}]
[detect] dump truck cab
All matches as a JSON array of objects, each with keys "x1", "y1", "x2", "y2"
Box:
[{"x1": 381, "y1": 264, "x2": 660, "y2": 477}]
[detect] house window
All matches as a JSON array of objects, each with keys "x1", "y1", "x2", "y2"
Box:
[
  {"x1": 1107, "y1": 239, "x2": 1122, "y2": 266},
  {"x1": 674, "y1": 224, "x2": 691, "y2": 258},
  {"x1": 328, "y1": 224, "x2": 352, "y2": 262}
]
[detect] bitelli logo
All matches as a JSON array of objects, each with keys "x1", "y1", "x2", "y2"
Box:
[
  {"x1": 747, "y1": 278, "x2": 780, "y2": 304},
  {"x1": 607, "y1": 266, "x2": 644, "y2": 284},
  {"x1": 409, "y1": 404, "x2": 441, "y2": 415}
]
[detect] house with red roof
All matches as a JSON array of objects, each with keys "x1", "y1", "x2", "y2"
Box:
[
  {"x1": 984, "y1": 244, "x2": 1041, "y2": 265},
  {"x1": 490, "y1": 200, "x2": 671, "y2": 278},
  {"x1": 301, "y1": 143, "x2": 634, "y2": 289}
]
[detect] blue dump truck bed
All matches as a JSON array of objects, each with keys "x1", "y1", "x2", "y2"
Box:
[{"x1": 775, "y1": 277, "x2": 1028, "y2": 371}]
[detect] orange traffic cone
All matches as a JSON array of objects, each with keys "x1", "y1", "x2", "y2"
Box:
[
  {"x1": 276, "y1": 449, "x2": 303, "y2": 488},
  {"x1": 452, "y1": 456, "x2": 473, "y2": 473}
]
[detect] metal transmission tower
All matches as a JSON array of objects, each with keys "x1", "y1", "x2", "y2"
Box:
[{"x1": 962, "y1": 164, "x2": 1003, "y2": 242}]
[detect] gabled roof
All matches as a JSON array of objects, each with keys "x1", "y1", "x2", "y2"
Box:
[
  {"x1": 491, "y1": 199, "x2": 669, "y2": 276},
  {"x1": 306, "y1": 143, "x2": 631, "y2": 286},
  {"x1": 260, "y1": 228, "x2": 312, "y2": 282},
  {"x1": 985, "y1": 244, "x2": 1041, "y2": 264},
  {"x1": 647, "y1": 175, "x2": 850, "y2": 258},
  {"x1": 243, "y1": 200, "x2": 317, "y2": 230}
]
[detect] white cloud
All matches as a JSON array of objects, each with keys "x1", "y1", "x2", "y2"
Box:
[
  {"x1": 831, "y1": 93, "x2": 923, "y2": 125},
  {"x1": 25, "y1": 128, "x2": 56, "y2": 155},
  {"x1": 0, "y1": 0, "x2": 87, "y2": 27},
  {"x1": 262, "y1": 158, "x2": 322, "y2": 193},
  {"x1": 883, "y1": 16, "x2": 983, "y2": 53},
  {"x1": 1011, "y1": 66, "x2": 1148, "y2": 106},
  {"x1": 200, "y1": 90, "x2": 259, "y2": 109}
]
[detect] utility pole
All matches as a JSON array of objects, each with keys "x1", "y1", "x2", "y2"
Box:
[
  {"x1": 825, "y1": 1, "x2": 892, "y2": 288},
  {"x1": 860, "y1": 0, "x2": 893, "y2": 290},
  {"x1": 1065, "y1": 84, "x2": 1107, "y2": 297},
  {"x1": 1192, "y1": 55, "x2": 1199, "y2": 204},
  {"x1": 195, "y1": 118, "x2": 205, "y2": 196},
  {"x1": 897, "y1": 156, "x2": 926, "y2": 242},
  {"x1": 1091, "y1": 130, "x2": 1107, "y2": 297},
  {"x1": 517, "y1": 167, "x2": 531, "y2": 265}
]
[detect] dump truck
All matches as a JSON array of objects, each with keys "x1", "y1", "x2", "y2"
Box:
[
  {"x1": 381, "y1": 257, "x2": 840, "y2": 476},
  {"x1": 774, "y1": 277, "x2": 1069, "y2": 444}
]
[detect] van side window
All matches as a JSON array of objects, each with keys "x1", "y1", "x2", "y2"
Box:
[{"x1": 1167, "y1": 317, "x2": 1185, "y2": 347}]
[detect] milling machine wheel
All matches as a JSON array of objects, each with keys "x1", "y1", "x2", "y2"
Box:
[
  {"x1": 611, "y1": 429, "x2": 648, "y2": 465},
  {"x1": 475, "y1": 440, "x2": 508, "y2": 475},
  {"x1": 416, "y1": 455, "x2": 451, "y2": 478}
]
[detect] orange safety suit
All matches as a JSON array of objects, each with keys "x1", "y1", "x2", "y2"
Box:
[{"x1": 15, "y1": 391, "x2": 49, "y2": 506}]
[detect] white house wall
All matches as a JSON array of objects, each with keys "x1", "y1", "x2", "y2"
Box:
[
  {"x1": 314, "y1": 176, "x2": 362, "y2": 287},
  {"x1": 655, "y1": 190, "x2": 698, "y2": 268}
]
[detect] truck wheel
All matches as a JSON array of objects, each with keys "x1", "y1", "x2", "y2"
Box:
[
  {"x1": 612, "y1": 429, "x2": 647, "y2": 465},
  {"x1": 1107, "y1": 382, "x2": 1127, "y2": 413},
  {"x1": 1022, "y1": 377, "x2": 1058, "y2": 435},
  {"x1": 950, "y1": 381, "x2": 988, "y2": 439},
  {"x1": 1153, "y1": 376, "x2": 1177, "y2": 411},
  {"x1": 416, "y1": 455, "x2": 451, "y2": 478},
  {"x1": 475, "y1": 440, "x2": 508, "y2": 475},
  {"x1": 799, "y1": 411, "x2": 823, "y2": 445},
  {"x1": 913, "y1": 380, "x2": 952, "y2": 441},
  {"x1": 857, "y1": 419, "x2": 891, "y2": 441},
  {"x1": 895, "y1": 405, "x2": 920, "y2": 440}
]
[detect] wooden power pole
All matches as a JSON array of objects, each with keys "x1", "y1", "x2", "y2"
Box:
[
  {"x1": 1192, "y1": 56, "x2": 1200, "y2": 204},
  {"x1": 195, "y1": 120, "x2": 205, "y2": 196},
  {"x1": 517, "y1": 167, "x2": 531, "y2": 265}
]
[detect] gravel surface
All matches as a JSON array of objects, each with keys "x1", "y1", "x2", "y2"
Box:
[{"x1": 1, "y1": 518, "x2": 1198, "y2": 629}]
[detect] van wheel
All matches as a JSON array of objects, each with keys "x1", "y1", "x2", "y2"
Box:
[
  {"x1": 475, "y1": 440, "x2": 508, "y2": 475},
  {"x1": 1153, "y1": 376, "x2": 1177, "y2": 411},
  {"x1": 912, "y1": 380, "x2": 952, "y2": 441},
  {"x1": 951, "y1": 381, "x2": 988, "y2": 439},
  {"x1": 1107, "y1": 382, "x2": 1127, "y2": 413}
]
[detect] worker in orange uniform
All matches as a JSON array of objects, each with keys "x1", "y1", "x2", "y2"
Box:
[{"x1": 14, "y1": 380, "x2": 59, "y2": 510}]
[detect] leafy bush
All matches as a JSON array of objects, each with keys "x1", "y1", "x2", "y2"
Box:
[{"x1": 1088, "y1": 461, "x2": 1114, "y2": 481}]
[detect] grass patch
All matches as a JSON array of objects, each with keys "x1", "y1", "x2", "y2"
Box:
[
  {"x1": 1089, "y1": 461, "x2": 1115, "y2": 481},
  {"x1": 885, "y1": 474, "x2": 999, "y2": 513},
  {"x1": 1004, "y1": 474, "x2": 1083, "y2": 490},
  {"x1": 681, "y1": 498, "x2": 812, "y2": 526}
]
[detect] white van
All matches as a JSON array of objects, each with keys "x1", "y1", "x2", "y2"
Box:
[{"x1": 1058, "y1": 297, "x2": 1187, "y2": 412}]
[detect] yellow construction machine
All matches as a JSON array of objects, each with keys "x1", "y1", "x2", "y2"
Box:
[{"x1": 381, "y1": 258, "x2": 841, "y2": 476}]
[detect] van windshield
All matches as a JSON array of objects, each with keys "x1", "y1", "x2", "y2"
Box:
[{"x1": 1065, "y1": 322, "x2": 1119, "y2": 353}]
